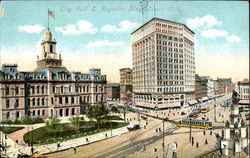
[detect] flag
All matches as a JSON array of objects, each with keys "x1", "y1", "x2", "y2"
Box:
[
  {"x1": 48, "y1": 9, "x2": 55, "y2": 18},
  {"x1": 0, "y1": 8, "x2": 4, "y2": 18}
]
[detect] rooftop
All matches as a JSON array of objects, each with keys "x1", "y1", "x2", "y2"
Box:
[{"x1": 131, "y1": 17, "x2": 195, "y2": 35}]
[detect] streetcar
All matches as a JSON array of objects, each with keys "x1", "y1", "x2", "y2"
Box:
[
  {"x1": 177, "y1": 119, "x2": 213, "y2": 129},
  {"x1": 200, "y1": 106, "x2": 210, "y2": 113}
]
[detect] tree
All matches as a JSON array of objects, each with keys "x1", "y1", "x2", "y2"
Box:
[
  {"x1": 69, "y1": 116, "x2": 84, "y2": 132},
  {"x1": 46, "y1": 117, "x2": 61, "y2": 139},
  {"x1": 87, "y1": 104, "x2": 109, "y2": 130}
]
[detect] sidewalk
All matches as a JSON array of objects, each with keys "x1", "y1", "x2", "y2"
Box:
[{"x1": 4, "y1": 119, "x2": 141, "y2": 157}]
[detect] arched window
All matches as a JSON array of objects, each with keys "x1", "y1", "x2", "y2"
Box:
[
  {"x1": 6, "y1": 112, "x2": 10, "y2": 120},
  {"x1": 41, "y1": 86, "x2": 44, "y2": 94},
  {"x1": 42, "y1": 110, "x2": 45, "y2": 116},
  {"x1": 41, "y1": 98, "x2": 45, "y2": 105},
  {"x1": 50, "y1": 45, "x2": 53, "y2": 53},
  {"x1": 37, "y1": 86, "x2": 40, "y2": 94},
  {"x1": 51, "y1": 97, "x2": 54, "y2": 104},
  {"x1": 32, "y1": 98, "x2": 35, "y2": 106},
  {"x1": 59, "y1": 97, "x2": 62, "y2": 104},
  {"x1": 37, "y1": 98, "x2": 40, "y2": 106}
]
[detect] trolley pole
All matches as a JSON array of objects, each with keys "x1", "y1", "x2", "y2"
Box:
[{"x1": 189, "y1": 116, "x2": 192, "y2": 143}]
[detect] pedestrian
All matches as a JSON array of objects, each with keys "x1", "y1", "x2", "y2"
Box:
[
  {"x1": 203, "y1": 131, "x2": 206, "y2": 135},
  {"x1": 73, "y1": 147, "x2": 76, "y2": 153},
  {"x1": 192, "y1": 140, "x2": 194, "y2": 146},
  {"x1": 86, "y1": 137, "x2": 88, "y2": 142},
  {"x1": 31, "y1": 146, "x2": 34, "y2": 154},
  {"x1": 105, "y1": 133, "x2": 107, "y2": 138},
  {"x1": 143, "y1": 145, "x2": 146, "y2": 151},
  {"x1": 196, "y1": 142, "x2": 199, "y2": 148},
  {"x1": 205, "y1": 139, "x2": 208, "y2": 145},
  {"x1": 154, "y1": 146, "x2": 157, "y2": 152},
  {"x1": 210, "y1": 131, "x2": 212, "y2": 135},
  {"x1": 57, "y1": 142, "x2": 60, "y2": 150}
]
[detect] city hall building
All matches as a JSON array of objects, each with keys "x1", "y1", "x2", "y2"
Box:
[
  {"x1": 0, "y1": 29, "x2": 107, "y2": 122},
  {"x1": 131, "y1": 18, "x2": 196, "y2": 109}
]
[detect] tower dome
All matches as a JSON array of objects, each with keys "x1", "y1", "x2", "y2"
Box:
[{"x1": 44, "y1": 29, "x2": 52, "y2": 41}]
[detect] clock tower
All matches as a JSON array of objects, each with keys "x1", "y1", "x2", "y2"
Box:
[{"x1": 36, "y1": 29, "x2": 63, "y2": 70}]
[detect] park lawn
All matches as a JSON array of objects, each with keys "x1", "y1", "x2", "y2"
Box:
[
  {"x1": 23, "y1": 121, "x2": 128, "y2": 146},
  {"x1": 0, "y1": 126, "x2": 25, "y2": 134}
]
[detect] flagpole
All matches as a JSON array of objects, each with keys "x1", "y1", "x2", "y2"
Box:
[{"x1": 47, "y1": 8, "x2": 49, "y2": 30}]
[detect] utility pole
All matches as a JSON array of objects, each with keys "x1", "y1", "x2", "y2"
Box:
[
  {"x1": 162, "y1": 119, "x2": 165, "y2": 158},
  {"x1": 214, "y1": 99, "x2": 217, "y2": 122},
  {"x1": 189, "y1": 116, "x2": 192, "y2": 143}
]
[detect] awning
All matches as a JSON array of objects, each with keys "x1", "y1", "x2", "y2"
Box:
[
  {"x1": 157, "y1": 103, "x2": 181, "y2": 109},
  {"x1": 238, "y1": 100, "x2": 250, "y2": 105},
  {"x1": 188, "y1": 100, "x2": 198, "y2": 105},
  {"x1": 136, "y1": 103, "x2": 156, "y2": 109}
]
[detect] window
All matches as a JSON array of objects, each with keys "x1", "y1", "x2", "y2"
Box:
[
  {"x1": 41, "y1": 86, "x2": 44, "y2": 94},
  {"x1": 15, "y1": 86, "x2": 19, "y2": 95},
  {"x1": 16, "y1": 111, "x2": 19, "y2": 118},
  {"x1": 6, "y1": 87, "x2": 9, "y2": 95},
  {"x1": 51, "y1": 97, "x2": 54, "y2": 104},
  {"x1": 65, "y1": 97, "x2": 68, "y2": 104},
  {"x1": 37, "y1": 98, "x2": 40, "y2": 106},
  {"x1": 71, "y1": 97, "x2": 74, "y2": 104},
  {"x1": 6, "y1": 100, "x2": 10, "y2": 108},
  {"x1": 6, "y1": 112, "x2": 10, "y2": 119},
  {"x1": 15, "y1": 99, "x2": 19, "y2": 108},
  {"x1": 37, "y1": 86, "x2": 39, "y2": 94},
  {"x1": 32, "y1": 98, "x2": 35, "y2": 106},
  {"x1": 41, "y1": 98, "x2": 45, "y2": 105},
  {"x1": 50, "y1": 45, "x2": 53, "y2": 53},
  {"x1": 33, "y1": 111, "x2": 35, "y2": 116},
  {"x1": 59, "y1": 97, "x2": 62, "y2": 104}
]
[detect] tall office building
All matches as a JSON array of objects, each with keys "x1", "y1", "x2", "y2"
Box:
[{"x1": 131, "y1": 18, "x2": 195, "y2": 109}]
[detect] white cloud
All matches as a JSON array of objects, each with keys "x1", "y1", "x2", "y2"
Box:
[
  {"x1": 86, "y1": 40, "x2": 124, "y2": 48},
  {"x1": 226, "y1": 35, "x2": 241, "y2": 43},
  {"x1": 101, "y1": 20, "x2": 138, "y2": 33},
  {"x1": 201, "y1": 29, "x2": 228, "y2": 38},
  {"x1": 186, "y1": 15, "x2": 222, "y2": 29},
  {"x1": 55, "y1": 20, "x2": 98, "y2": 35},
  {"x1": 18, "y1": 24, "x2": 44, "y2": 34}
]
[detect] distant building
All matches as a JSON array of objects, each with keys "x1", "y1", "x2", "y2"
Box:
[
  {"x1": 236, "y1": 79, "x2": 249, "y2": 100},
  {"x1": 0, "y1": 29, "x2": 107, "y2": 122},
  {"x1": 195, "y1": 74, "x2": 207, "y2": 100},
  {"x1": 105, "y1": 83, "x2": 120, "y2": 101},
  {"x1": 216, "y1": 78, "x2": 235, "y2": 94},
  {"x1": 119, "y1": 68, "x2": 132, "y2": 102},
  {"x1": 131, "y1": 18, "x2": 196, "y2": 109}
]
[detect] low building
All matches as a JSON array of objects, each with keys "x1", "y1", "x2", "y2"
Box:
[
  {"x1": 216, "y1": 78, "x2": 235, "y2": 95},
  {"x1": 105, "y1": 83, "x2": 120, "y2": 101},
  {"x1": 0, "y1": 29, "x2": 107, "y2": 122}
]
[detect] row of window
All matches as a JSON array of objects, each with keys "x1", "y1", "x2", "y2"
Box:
[
  {"x1": 157, "y1": 64, "x2": 184, "y2": 69},
  {"x1": 156, "y1": 33, "x2": 183, "y2": 42}
]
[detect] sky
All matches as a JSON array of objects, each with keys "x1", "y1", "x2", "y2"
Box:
[{"x1": 0, "y1": 1, "x2": 249, "y2": 83}]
